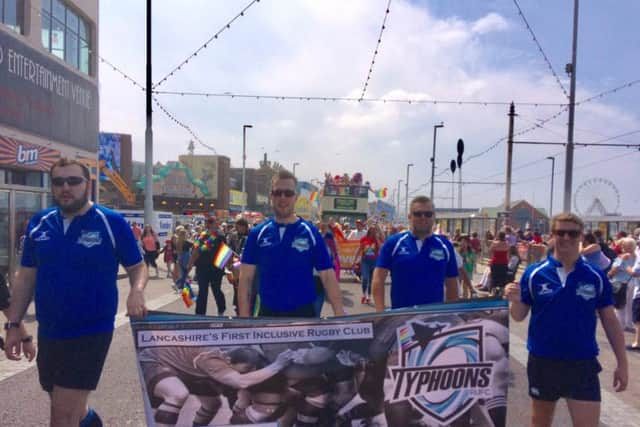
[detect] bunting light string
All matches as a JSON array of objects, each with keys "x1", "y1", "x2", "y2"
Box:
[
  {"x1": 512, "y1": 0, "x2": 568, "y2": 99},
  {"x1": 575, "y1": 78, "x2": 640, "y2": 106},
  {"x1": 99, "y1": 56, "x2": 146, "y2": 91},
  {"x1": 359, "y1": 0, "x2": 392, "y2": 101},
  {"x1": 152, "y1": 97, "x2": 217, "y2": 154},
  {"x1": 152, "y1": 89, "x2": 567, "y2": 107},
  {"x1": 153, "y1": 0, "x2": 262, "y2": 89}
]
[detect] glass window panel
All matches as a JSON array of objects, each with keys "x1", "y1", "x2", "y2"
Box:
[
  {"x1": 78, "y1": 16, "x2": 88, "y2": 39},
  {"x1": 80, "y1": 39, "x2": 90, "y2": 74},
  {"x1": 52, "y1": 0, "x2": 64, "y2": 22},
  {"x1": 51, "y1": 17, "x2": 65, "y2": 60},
  {"x1": 4, "y1": 0, "x2": 22, "y2": 34},
  {"x1": 0, "y1": 0, "x2": 4, "y2": 22},
  {"x1": 65, "y1": 29, "x2": 78, "y2": 67},
  {"x1": 42, "y1": 0, "x2": 50, "y2": 14},
  {"x1": 66, "y1": 7, "x2": 78, "y2": 34},
  {"x1": 15, "y1": 192, "x2": 43, "y2": 264},
  {"x1": 0, "y1": 191, "x2": 8, "y2": 273},
  {"x1": 41, "y1": 11, "x2": 51, "y2": 50}
]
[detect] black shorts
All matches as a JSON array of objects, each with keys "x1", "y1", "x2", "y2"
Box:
[
  {"x1": 527, "y1": 354, "x2": 602, "y2": 402},
  {"x1": 632, "y1": 298, "x2": 640, "y2": 324},
  {"x1": 37, "y1": 331, "x2": 113, "y2": 392}
]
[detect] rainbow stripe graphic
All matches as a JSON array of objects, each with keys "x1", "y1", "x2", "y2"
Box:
[
  {"x1": 213, "y1": 242, "x2": 234, "y2": 269},
  {"x1": 181, "y1": 281, "x2": 196, "y2": 308},
  {"x1": 398, "y1": 325, "x2": 413, "y2": 350},
  {"x1": 309, "y1": 191, "x2": 319, "y2": 201},
  {"x1": 375, "y1": 187, "x2": 388, "y2": 198}
]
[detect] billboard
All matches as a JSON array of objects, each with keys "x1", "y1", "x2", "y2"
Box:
[
  {"x1": 98, "y1": 132, "x2": 122, "y2": 181},
  {"x1": 131, "y1": 300, "x2": 510, "y2": 427},
  {"x1": 0, "y1": 28, "x2": 99, "y2": 152}
]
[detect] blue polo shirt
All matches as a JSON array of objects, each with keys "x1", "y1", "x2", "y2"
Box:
[
  {"x1": 21, "y1": 205, "x2": 143, "y2": 339},
  {"x1": 241, "y1": 217, "x2": 333, "y2": 311},
  {"x1": 377, "y1": 232, "x2": 458, "y2": 309},
  {"x1": 520, "y1": 255, "x2": 613, "y2": 360}
]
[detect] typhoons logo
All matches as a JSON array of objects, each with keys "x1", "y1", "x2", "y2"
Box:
[{"x1": 388, "y1": 321, "x2": 494, "y2": 425}]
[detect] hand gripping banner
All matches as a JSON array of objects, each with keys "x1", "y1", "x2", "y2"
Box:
[{"x1": 130, "y1": 300, "x2": 509, "y2": 426}]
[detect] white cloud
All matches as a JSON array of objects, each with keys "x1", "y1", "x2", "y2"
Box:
[{"x1": 472, "y1": 13, "x2": 510, "y2": 35}]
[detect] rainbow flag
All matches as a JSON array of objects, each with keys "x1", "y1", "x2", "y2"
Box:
[
  {"x1": 181, "y1": 281, "x2": 196, "y2": 308},
  {"x1": 213, "y1": 242, "x2": 234, "y2": 269},
  {"x1": 309, "y1": 191, "x2": 319, "y2": 202},
  {"x1": 375, "y1": 187, "x2": 388, "y2": 198}
]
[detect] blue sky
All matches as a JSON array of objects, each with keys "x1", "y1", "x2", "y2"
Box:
[{"x1": 99, "y1": 0, "x2": 640, "y2": 215}]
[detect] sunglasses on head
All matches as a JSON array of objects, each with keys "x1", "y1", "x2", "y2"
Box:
[
  {"x1": 51, "y1": 176, "x2": 86, "y2": 187},
  {"x1": 553, "y1": 229, "x2": 581, "y2": 238},
  {"x1": 411, "y1": 211, "x2": 434, "y2": 218},
  {"x1": 271, "y1": 189, "x2": 296, "y2": 198}
]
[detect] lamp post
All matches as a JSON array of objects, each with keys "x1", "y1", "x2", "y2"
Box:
[
  {"x1": 293, "y1": 162, "x2": 300, "y2": 176},
  {"x1": 396, "y1": 179, "x2": 403, "y2": 221},
  {"x1": 242, "y1": 124, "x2": 253, "y2": 214},
  {"x1": 430, "y1": 122, "x2": 445, "y2": 201},
  {"x1": 546, "y1": 156, "x2": 555, "y2": 217},
  {"x1": 405, "y1": 163, "x2": 414, "y2": 218}
]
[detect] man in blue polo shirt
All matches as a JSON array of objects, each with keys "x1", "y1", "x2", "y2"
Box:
[
  {"x1": 3, "y1": 158, "x2": 148, "y2": 427},
  {"x1": 505, "y1": 212, "x2": 628, "y2": 427},
  {"x1": 238, "y1": 170, "x2": 345, "y2": 317},
  {"x1": 372, "y1": 195, "x2": 459, "y2": 311}
]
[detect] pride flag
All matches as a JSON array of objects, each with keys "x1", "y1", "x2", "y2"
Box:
[
  {"x1": 375, "y1": 187, "x2": 388, "y2": 199},
  {"x1": 213, "y1": 242, "x2": 234, "y2": 269},
  {"x1": 309, "y1": 191, "x2": 319, "y2": 202},
  {"x1": 181, "y1": 281, "x2": 196, "y2": 308}
]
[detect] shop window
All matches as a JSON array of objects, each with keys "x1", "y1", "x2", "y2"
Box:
[{"x1": 0, "y1": 0, "x2": 24, "y2": 34}]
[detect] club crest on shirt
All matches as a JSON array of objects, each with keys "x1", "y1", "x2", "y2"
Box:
[
  {"x1": 291, "y1": 237, "x2": 310, "y2": 252},
  {"x1": 33, "y1": 230, "x2": 51, "y2": 241},
  {"x1": 397, "y1": 246, "x2": 411, "y2": 256},
  {"x1": 576, "y1": 282, "x2": 596, "y2": 300},
  {"x1": 429, "y1": 249, "x2": 445, "y2": 261},
  {"x1": 259, "y1": 236, "x2": 273, "y2": 248},
  {"x1": 538, "y1": 283, "x2": 553, "y2": 295},
  {"x1": 77, "y1": 231, "x2": 102, "y2": 248}
]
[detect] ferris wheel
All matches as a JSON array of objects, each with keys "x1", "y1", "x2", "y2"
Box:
[{"x1": 573, "y1": 178, "x2": 620, "y2": 216}]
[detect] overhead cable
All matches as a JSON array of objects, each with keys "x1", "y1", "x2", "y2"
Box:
[
  {"x1": 359, "y1": 0, "x2": 392, "y2": 101},
  {"x1": 153, "y1": 97, "x2": 217, "y2": 154}
]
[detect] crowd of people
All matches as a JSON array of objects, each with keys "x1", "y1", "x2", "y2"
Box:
[{"x1": 2, "y1": 159, "x2": 639, "y2": 426}]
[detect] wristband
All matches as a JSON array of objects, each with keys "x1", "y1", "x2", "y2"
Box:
[{"x1": 21, "y1": 335, "x2": 33, "y2": 343}]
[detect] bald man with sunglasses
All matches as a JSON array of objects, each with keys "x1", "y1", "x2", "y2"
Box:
[{"x1": 372, "y1": 196, "x2": 459, "y2": 311}]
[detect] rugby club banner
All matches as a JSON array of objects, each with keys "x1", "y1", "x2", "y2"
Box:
[
  {"x1": 336, "y1": 240, "x2": 360, "y2": 271},
  {"x1": 130, "y1": 300, "x2": 509, "y2": 427}
]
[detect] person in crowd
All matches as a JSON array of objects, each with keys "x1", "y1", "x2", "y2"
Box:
[
  {"x1": 141, "y1": 225, "x2": 160, "y2": 278},
  {"x1": 354, "y1": 225, "x2": 383, "y2": 304},
  {"x1": 159, "y1": 234, "x2": 175, "y2": 279},
  {"x1": 489, "y1": 231, "x2": 510, "y2": 295},
  {"x1": 173, "y1": 226, "x2": 193, "y2": 290},
  {"x1": 505, "y1": 244, "x2": 521, "y2": 284},
  {"x1": 607, "y1": 237, "x2": 637, "y2": 332},
  {"x1": 186, "y1": 217, "x2": 227, "y2": 316},
  {"x1": 349, "y1": 220, "x2": 367, "y2": 240},
  {"x1": 504, "y1": 212, "x2": 627, "y2": 427},
  {"x1": 228, "y1": 218, "x2": 250, "y2": 314},
  {"x1": 581, "y1": 231, "x2": 612, "y2": 272},
  {"x1": 372, "y1": 196, "x2": 458, "y2": 310},
  {"x1": 0, "y1": 272, "x2": 35, "y2": 361},
  {"x1": 504, "y1": 226, "x2": 517, "y2": 248},
  {"x1": 469, "y1": 231, "x2": 482, "y2": 256},
  {"x1": 131, "y1": 222, "x2": 142, "y2": 241},
  {"x1": 238, "y1": 170, "x2": 345, "y2": 318},
  {"x1": 458, "y1": 235, "x2": 476, "y2": 298},
  {"x1": 4, "y1": 158, "x2": 147, "y2": 427}
]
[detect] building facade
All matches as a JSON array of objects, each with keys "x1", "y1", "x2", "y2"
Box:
[{"x1": 0, "y1": 0, "x2": 99, "y2": 275}]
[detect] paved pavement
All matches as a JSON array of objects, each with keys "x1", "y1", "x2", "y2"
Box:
[{"x1": 1, "y1": 265, "x2": 639, "y2": 426}]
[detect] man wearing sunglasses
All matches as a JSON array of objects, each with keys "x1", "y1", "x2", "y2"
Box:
[
  {"x1": 372, "y1": 196, "x2": 459, "y2": 311},
  {"x1": 3, "y1": 158, "x2": 148, "y2": 427},
  {"x1": 504, "y1": 212, "x2": 628, "y2": 427},
  {"x1": 238, "y1": 170, "x2": 345, "y2": 317}
]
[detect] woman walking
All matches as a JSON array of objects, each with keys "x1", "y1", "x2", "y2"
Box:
[
  {"x1": 141, "y1": 225, "x2": 160, "y2": 277},
  {"x1": 354, "y1": 226, "x2": 383, "y2": 304}
]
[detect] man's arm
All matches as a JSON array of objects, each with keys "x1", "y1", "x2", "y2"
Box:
[
  {"x1": 503, "y1": 282, "x2": 530, "y2": 321},
  {"x1": 445, "y1": 277, "x2": 460, "y2": 302},
  {"x1": 186, "y1": 248, "x2": 200, "y2": 275},
  {"x1": 238, "y1": 264, "x2": 256, "y2": 317},
  {"x1": 125, "y1": 261, "x2": 148, "y2": 318},
  {"x1": 318, "y1": 269, "x2": 345, "y2": 316},
  {"x1": 598, "y1": 306, "x2": 628, "y2": 392},
  {"x1": 208, "y1": 349, "x2": 293, "y2": 389},
  {"x1": 4, "y1": 267, "x2": 37, "y2": 360},
  {"x1": 372, "y1": 267, "x2": 389, "y2": 312}
]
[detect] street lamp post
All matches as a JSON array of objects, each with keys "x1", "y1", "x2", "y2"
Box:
[
  {"x1": 546, "y1": 156, "x2": 555, "y2": 217},
  {"x1": 405, "y1": 163, "x2": 414, "y2": 218},
  {"x1": 396, "y1": 179, "x2": 403, "y2": 221},
  {"x1": 293, "y1": 162, "x2": 300, "y2": 176},
  {"x1": 242, "y1": 124, "x2": 253, "y2": 214},
  {"x1": 430, "y1": 122, "x2": 444, "y2": 201}
]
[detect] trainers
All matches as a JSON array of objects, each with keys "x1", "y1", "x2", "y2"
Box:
[
  {"x1": 361, "y1": 296, "x2": 366, "y2": 304},
  {"x1": 365, "y1": 297, "x2": 371, "y2": 304}
]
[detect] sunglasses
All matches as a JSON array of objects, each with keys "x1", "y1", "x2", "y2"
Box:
[
  {"x1": 553, "y1": 229, "x2": 581, "y2": 238},
  {"x1": 51, "y1": 176, "x2": 86, "y2": 187},
  {"x1": 271, "y1": 189, "x2": 296, "y2": 198},
  {"x1": 411, "y1": 211, "x2": 434, "y2": 218}
]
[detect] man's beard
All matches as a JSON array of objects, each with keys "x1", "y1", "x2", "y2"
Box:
[{"x1": 54, "y1": 190, "x2": 89, "y2": 215}]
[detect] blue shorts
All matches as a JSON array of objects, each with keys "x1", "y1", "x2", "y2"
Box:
[
  {"x1": 37, "y1": 331, "x2": 113, "y2": 392},
  {"x1": 527, "y1": 354, "x2": 602, "y2": 402}
]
